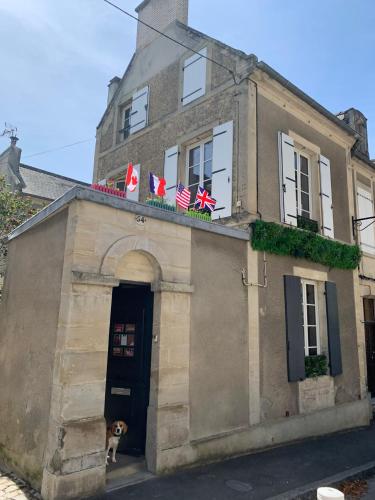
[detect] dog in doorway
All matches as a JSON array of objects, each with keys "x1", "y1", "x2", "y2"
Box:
[{"x1": 106, "y1": 420, "x2": 128, "y2": 465}]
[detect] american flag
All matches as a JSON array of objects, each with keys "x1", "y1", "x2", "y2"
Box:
[
  {"x1": 194, "y1": 186, "x2": 216, "y2": 213},
  {"x1": 176, "y1": 183, "x2": 191, "y2": 209}
]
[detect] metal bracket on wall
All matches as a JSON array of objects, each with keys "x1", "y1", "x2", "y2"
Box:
[{"x1": 352, "y1": 215, "x2": 375, "y2": 239}]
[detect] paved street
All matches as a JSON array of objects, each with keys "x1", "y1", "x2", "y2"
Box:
[
  {"x1": 0, "y1": 469, "x2": 41, "y2": 500},
  {"x1": 99, "y1": 423, "x2": 375, "y2": 499}
]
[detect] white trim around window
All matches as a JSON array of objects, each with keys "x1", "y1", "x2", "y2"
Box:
[
  {"x1": 185, "y1": 137, "x2": 213, "y2": 207},
  {"x1": 301, "y1": 279, "x2": 320, "y2": 356}
]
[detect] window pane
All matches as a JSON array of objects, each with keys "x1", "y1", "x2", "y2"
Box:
[
  {"x1": 307, "y1": 305, "x2": 316, "y2": 325},
  {"x1": 116, "y1": 181, "x2": 125, "y2": 191},
  {"x1": 308, "y1": 327, "x2": 317, "y2": 348},
  {"x1": 189, "y1": 146, "x2": 200, "y2": 168},
  {"x1": 300, "y1": 173, "x2": 309, "y2": 193},
  {"x1": 203, "y1": 180, "x2": 212, "y2": 194},
  {"x1": 204, "y1": 160, "x2": 212, "y2": 180},
  {"x1": 306, "y1": 284, "x2": 315, "y2": 304},
  {"x1": 300, "y1": 155, "x2": 309, "y2": 174},
  {"x1": 204, "y1": 141, "x2": 213, "y2": 161},
  {"x1": 301, "y1": 192, "x2": 310, "y2": 212},
  {"x1": 309, "y1": 347, "x2": 318, "y2": 356},
  {"x1": 189, "y1": 165, "x2": 200, "y2": 186},
  {"x1": 189, "y1": 184, "x2": 198, "y2": 206}
]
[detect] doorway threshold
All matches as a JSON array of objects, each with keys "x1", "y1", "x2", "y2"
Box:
[{"x1": 105, "y1": 454, "x2": 155, "y2": 492}]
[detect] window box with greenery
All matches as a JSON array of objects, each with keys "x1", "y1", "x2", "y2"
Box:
[
  {"x1": 305, "y1": 354, "x2": 328, "y2": 378},
  {"x1": 184, "y1": 209, "x2": 211, "y2": 222},
  {"x1": 145, "y1": 197, "x2": 176, "y2": 212},
  {"x1": 251, "y1": 220, "x2": 361, "y2": 270}
]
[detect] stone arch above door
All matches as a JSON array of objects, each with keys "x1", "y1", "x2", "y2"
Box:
[{"x1": 100, "y1": 235, "x2": 166, "y2": 282}]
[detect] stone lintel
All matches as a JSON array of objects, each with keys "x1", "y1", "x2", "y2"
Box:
[
  {"x1": 71, "y1": 271, "x2": 120, "y2": 287},
  {"x1": 151, "y1": 281, "x2": 194, "y2": 294}
]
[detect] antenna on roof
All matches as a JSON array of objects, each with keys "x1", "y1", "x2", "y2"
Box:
[{"x1": 1, "y1": 123, "x2": 19, "y2": 145}]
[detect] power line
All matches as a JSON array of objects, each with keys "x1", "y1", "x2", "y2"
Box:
[
  {"x1": 23, "y1": 138, "x2": 94, "y2": 159},
  {"x1": 103, "y1": 0, "x2": 239, "y2": 84}
]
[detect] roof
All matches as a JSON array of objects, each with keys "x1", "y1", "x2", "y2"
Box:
[
  {"x1": 19, "y1": 164, "x2": 89, "y2": 201},
  {"x1": 8, "y1": 186, "x2": 249, "y2": 242}
]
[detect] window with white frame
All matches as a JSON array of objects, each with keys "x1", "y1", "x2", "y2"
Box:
[
  {"x1": 186, "y1": 138, "x2": 213, "y2": 206},
  {"x1": 301, "y1": 280, "x2": 320, "y2": 356},
  {"x1": 294, "y1": 151, "x2": 311, "y2": 219},
  {"x1": 121, "y1": 105, "x2": 132, "y2": 140}
]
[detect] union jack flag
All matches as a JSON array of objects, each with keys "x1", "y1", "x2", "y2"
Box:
[
  {"x1": 176, "y1": 183, "x2": 191, "y2": 209},
  {"x1": 194, "y1": 186, "x2": 216, "y2": 213}
]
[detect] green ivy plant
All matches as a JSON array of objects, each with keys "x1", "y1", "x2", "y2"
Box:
[
  {"x1": 305, "y1": 355, "x2": 328, "y2": 378},
  {"x1": 0, "y1": 176, "x2": 37, "y2": 260},
  {"x1": 251, "y1": 220, "x2": 361, "y2": 270}
]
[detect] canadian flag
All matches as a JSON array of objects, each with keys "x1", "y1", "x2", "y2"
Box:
[{"x1": 125, "y1": 163, "x2": 139, "y2": 193}]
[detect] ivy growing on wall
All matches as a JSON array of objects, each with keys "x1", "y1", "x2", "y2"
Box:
[{"x1": 251, "y1": 220, "x2": 361, "y2": 270}]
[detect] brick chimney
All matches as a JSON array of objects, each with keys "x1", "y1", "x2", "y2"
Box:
[{"x1": 135, "y1": 0, "x2": 188, "y2": 50}]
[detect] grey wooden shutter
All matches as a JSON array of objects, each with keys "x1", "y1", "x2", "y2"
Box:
[
  {"x1": 164, "y1": 145, "x2": 178, "y2": 206},
  {"x1": 284, "y1": 275, "x2": 305, "y2": 382},
  {"x1": 278, "y1": 132, "x2": 297, "y2": 226},
  {"x1": 130, "y1": 86, "x2": 149, "y2": 134},
  {"x1": 319, "y1": 155, "x2": 334, "y2": 238},
  {"x1": 357, "y1": 186, "x2": 375, "y2": 254},
  {"x1": 182, "y1": 47, "x2": 207, "y2": 106},
  {"x1": 211, "y1": 121, "x2": 233, "y2": 220},
  {"x1": 126, "y1": 164, "x2": 140, "y2": 202},
  {"x1": 325, "y1": 281, "x2": 342, "y2": 376}
]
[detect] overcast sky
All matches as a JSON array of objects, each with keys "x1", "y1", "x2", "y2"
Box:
[{"x1": 0, "y1": 0, "x2": 374, "y2": 183}]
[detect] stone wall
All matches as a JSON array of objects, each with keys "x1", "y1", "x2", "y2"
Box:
[{"x1": 0, "y1": 209, "x2": 68, "y2": 489}]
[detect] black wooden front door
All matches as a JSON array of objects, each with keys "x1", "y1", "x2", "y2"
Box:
[
  {"x1": 364, "y1": 298, "x2": 375, "y2": 397},
  {"x1": 105, "y1": 284, "x2": 153, "y2": 456}
]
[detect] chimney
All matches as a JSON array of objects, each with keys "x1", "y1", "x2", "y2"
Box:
[
  {"x1": 337, "y1": 108, "x2": 369, "y2": 158},
  {"x1": 107, "y1": 76, "x2": 121, "y2": 105},
  {"x1": 135, "y1": 0, "x2": 189, "y2": 51}
]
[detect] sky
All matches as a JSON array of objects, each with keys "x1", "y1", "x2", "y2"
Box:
[{"x1": 0, "y1": 0, "x2": 374, "y2": 183}]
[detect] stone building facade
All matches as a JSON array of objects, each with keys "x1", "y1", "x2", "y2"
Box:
[
  {"x1": 0, "y1": 1, "x2": 373, "y2": 499},
  {"x1": 0, "y1": 137, "x2": 88, "y2": 293}
]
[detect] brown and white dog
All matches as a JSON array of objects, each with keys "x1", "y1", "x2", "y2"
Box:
[{"x1": 106, "y1": 420, "x2": 128, "y2": 465}]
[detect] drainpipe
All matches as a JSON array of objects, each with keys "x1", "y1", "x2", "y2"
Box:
[{"x1": 241, "y1": 251, "x2": 268, "y2": 288}]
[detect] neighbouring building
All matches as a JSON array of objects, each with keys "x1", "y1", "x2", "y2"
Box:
[
  {"x1": 0, "y1": 1, "x2": 372, "y2": 499},
  {"x1": 338, "y1": 108, "x2": 375, "y2": 399},
  {"x1": 0, "y1": 136, "x2": 88, "y2": 291}
]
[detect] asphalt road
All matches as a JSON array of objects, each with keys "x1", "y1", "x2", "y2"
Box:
[{"x1": 97, "y1": 422, "x2": 375, "y2": 499}]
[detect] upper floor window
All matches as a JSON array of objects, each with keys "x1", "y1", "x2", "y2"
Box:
[
  {"x1": 182, "y1": 47, "x2": 207, "y2": 106},
  {"x1": 186, "y1": 138, "x2": 213, "y2": 206},
  {"x1": 279, "y1": 132, "x2": 334, "y2": 238},
  {"x1": 301, "y1": 280, "x2": 320, "y2": 356},
  {"x1": 356, "y1": 182, "x2": 375, "y2": 255},
  {"x1": 118, "y1": 85, "x2": 150, "y2": 142},
  {"x1": 121, "y1": 106, "x2": 132, "y2": 140},
  {"x1": 294, "y1": 151, "x2": 311, "y2": 219}
]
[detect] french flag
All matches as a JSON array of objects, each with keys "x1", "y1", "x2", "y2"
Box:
[{"x1": 149, "y1": 173, "x2": 166, "y2": 197}]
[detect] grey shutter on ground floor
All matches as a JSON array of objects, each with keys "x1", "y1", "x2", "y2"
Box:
[
  {"x1": 130, "y1": 86, "x2": 149, "y2": 134},
  {"x1": 164, "y1": 145, "x2": 179, "y2": 206},
  {"x1": 319, "y1": 155, "x2": 334, "y2": 238},
  {"x1": 325, "y1": 281, "x2": 342, "y2": 376},
  {"x1": 126, "y1": 164, "x2": 140, "y2": 202},
  {"x1": 211, "y1": 120, "x2": 233, "y2": 220},
  {"x1": 284, "y1": 275, "x2": 305, "y2": 382},
  {"x1": 278, "y1": 132, "x2": 297, "y2": 226}
]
